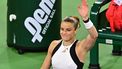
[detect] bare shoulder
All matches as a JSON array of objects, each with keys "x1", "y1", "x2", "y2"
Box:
[
  {"x1": 50, "y1": 39, "x2": 62, "y2": 47},
  {"x1": 48, "y1": 39, "x2": 62, "y2": 55}
]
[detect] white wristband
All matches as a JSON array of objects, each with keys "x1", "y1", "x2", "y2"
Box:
[{"x1": 84, "y1": 19, "x2": 93, "y2": 29}]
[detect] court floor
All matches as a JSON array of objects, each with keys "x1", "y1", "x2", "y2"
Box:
[{"x1": 0, "y1": 0, "x2": 122, "y2": 69}]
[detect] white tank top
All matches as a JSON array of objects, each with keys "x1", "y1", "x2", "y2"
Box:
[{"x1": 51, "y1": 41, "x2": 77, "y2": 69}]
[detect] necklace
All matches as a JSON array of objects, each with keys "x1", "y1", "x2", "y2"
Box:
[
  {"x1": 62, "y1": 46, "x2": 69, "y2": 53},
  {"x1": 62, "y1": 40, "x2": 76, "y2": 53}
]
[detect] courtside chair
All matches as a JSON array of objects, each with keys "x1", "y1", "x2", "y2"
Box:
[{"x1": 89, "y1": 0, "x2": 122, "y2": 69}]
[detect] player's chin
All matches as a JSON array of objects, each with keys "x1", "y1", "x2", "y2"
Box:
[{"x1": 61, "y1": 37, "x2": 70, "y2": 41}]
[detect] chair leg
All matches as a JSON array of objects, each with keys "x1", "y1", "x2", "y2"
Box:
[
  {"x1": 89, "y1": 42, "x2": 100, "y2": 69},
  {"x1": 112, "y1": 45, "x2": 121, "y2": 56}
]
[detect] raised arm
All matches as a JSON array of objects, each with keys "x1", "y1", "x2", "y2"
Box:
[{"x1": 77, "y1": 0, "x2": 98, "y2": 52}]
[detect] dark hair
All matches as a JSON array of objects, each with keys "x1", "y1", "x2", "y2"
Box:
[{"x1": 62, "y1": 16, "x2": 80, "y2": 30}]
